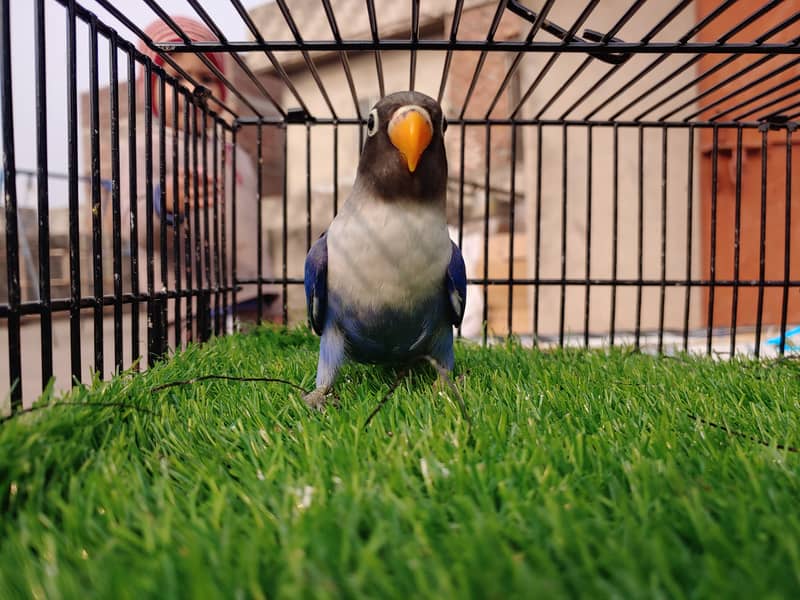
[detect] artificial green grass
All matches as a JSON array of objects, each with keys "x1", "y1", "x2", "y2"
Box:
[{"x1": 1, "y1": 326, "x2": 799, "y2": 599}]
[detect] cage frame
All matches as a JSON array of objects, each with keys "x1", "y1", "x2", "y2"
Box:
[{"x1": 3, "y1": 0, "x2": 800, "y2": 413}]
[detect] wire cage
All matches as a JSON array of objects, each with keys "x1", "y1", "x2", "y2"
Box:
[{"x1": 2, "y1": 0, "x2": 800, "y2": 413}]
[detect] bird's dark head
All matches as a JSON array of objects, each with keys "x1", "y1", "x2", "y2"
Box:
[{"x1": 356, "y1": 91, "x2": 448, "y2": 202}]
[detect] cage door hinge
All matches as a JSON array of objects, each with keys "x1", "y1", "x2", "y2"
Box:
[
  {"x1": 506, "y1": 0, "x2": 632, "y2": 65},
  {"x1": 759, "y1": 115, "x2": 798, "y2": 132},
  {"x1": 286, "y1": 108, "x2": 315, "y2": 124}
]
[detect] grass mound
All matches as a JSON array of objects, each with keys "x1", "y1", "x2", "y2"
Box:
[{"x1": 1, "y1": 327, "x2": 799, "y2": 598}]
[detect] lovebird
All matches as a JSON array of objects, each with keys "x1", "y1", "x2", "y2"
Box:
[{"x1": 303, "y1": 91, "x2": 467, "y2": 410}]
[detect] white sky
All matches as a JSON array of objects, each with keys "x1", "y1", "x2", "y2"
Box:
[{"x1": 6, "y1": 0, "x2": 265, "y2": 207}]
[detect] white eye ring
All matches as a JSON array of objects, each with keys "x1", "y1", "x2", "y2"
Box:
[{"x1": 367, "y1": 108, "x2": 379, "y2": 137}]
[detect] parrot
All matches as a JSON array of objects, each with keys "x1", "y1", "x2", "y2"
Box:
[{"x1": 302, "y1": 91, "x2": 467, "y2": 410}]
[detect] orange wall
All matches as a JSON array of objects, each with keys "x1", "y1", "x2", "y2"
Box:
[{"x1": 696, "y1": 0, "x2": 800, "y2": 327}]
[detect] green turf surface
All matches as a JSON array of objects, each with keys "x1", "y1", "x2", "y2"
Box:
[{"x1": 1, "y1": 327, "x2": 799, "y2": 598}]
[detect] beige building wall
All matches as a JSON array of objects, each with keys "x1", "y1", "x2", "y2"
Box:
[{"x1": 521, "y1": 0, "x2": 702, "y2": 339}]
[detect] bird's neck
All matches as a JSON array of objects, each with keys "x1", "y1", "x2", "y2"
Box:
[{"x1": 349, "y1": 176, "x2": 446, "y2": 212}]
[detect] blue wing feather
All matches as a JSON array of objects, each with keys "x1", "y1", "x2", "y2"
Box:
[
  {"x1": 445, "y1": 240, "x2": 467, "y2": 327},
  {"x1": 304, "y1": 232, "x2": 328, "y2": 335}
]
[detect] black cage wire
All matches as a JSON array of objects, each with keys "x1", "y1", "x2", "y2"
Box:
[{"x1": 2, "y1": 0, "x2": 800, "y2": 413}]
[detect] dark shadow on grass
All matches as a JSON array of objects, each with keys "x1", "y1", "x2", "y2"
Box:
[{"x1": 361, "y1": 356, "x2": 471, "y2": 433}]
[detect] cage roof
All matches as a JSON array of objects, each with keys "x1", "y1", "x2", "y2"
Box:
[{"x1": 79, "y1": 0, "x2": 800, "y2": 126}]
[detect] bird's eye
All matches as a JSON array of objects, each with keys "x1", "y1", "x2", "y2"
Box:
[
  {"x1": 442, "y1": 115, "x2": 448, "y2": 134},
  {"x1": 367, "y1": 108, "x2": 379, "y2": 137}
]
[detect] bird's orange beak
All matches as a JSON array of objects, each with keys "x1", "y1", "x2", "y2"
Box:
[{"x1": 388, "y1": 106, "x2": 433, "y2": 173}]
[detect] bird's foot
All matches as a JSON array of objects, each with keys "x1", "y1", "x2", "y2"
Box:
[
  {"x1": 303, "y1": 386, "x2": 333, "y2": 411},
  {"x1": 432, "y1": 371, "x2": 471, "y2": 426},
  {"x1": 433, "y1": 370, "x2": 467, "y2": 393}
]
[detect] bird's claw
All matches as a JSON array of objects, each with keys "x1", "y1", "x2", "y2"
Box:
[
  {"x1": 303, "y1": 387, "x2": 333, "y2": 411},
  {"x1": 433, "y1": 371, "x2": 466, "y2": 393}
]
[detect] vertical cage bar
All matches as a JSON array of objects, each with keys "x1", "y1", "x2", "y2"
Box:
[
  {"x1": 729, "y1": 128, "x2": 743, "y2": 356},
  {"x1": 682, "y1": 126, "x2": 695, "y2": 353},
  {"x1": 34, "y1": 0, "x2": 53, "y2": 389},
  {"x1": 172, "y1": 82, "x2": 182, "y2": 346},
  {"x1": 609, "y1": 125, "x2": 619, "y2": 346},
  {"x1": 333, "y1": 124, "x2": 339, "y2": 217},
  {"x1": 437, "y1": 0, "x2": 464, "y2": 104},
  {"x1": 634, "y1": 126, "x2": 644, "y2": 350},
  {"x1": 109, "y1": 32, "x2": 123, "y2": 373},
  {"x1": 184, "y1": 94, "x2": 194, "y2": 341},
  {"x1": 778, "y1": 126, "x2": 793, "y2": 356},
  {"x1": 306, "y1": 123, "x2": 312, "y2": 251},
  {"x1": 144, "y1": 60, "x2": 156, "y2": 365},
  {"x1": 220, "y1": 126, "x2": 228, "y2": 332},
  {"x1": 192, "y1": 103, "x2": 203, "y2": 342},
  {"x1": 482, "y1": 125, "x2": 491, "y2": 346},
  {"x1": 157, "y1": 71, "x2": 168, "y2": 355},
  {"x1": 256, "y1": 123, "x2": 263, "y2": 323},
  {"x1": 320, "y1": 0, "x2": 361, "y2": 120},
  {"x1": 459, "y1": 0, "x2": 513, "y2": 120},
  {"x1": 190, "y1": 101, "x2": 208, "y2": 342},
  {"x1": 365, "y1": 0, "x2": 385, "y2": 98},
  {"x1": 89, "y1": 16, "x2": 104, "y2": 375},
  {"x1": 230, "y1": 126, "x2": 238, "y2": 327},
  {"x1": 507, "y1": 124, "x2": 517, "y2": 336},
  {"x1": 533, "y1": 125, "x2": 543, "y2": 347},
  {"x1": 458, "y1": 123, "x2": 466, "y2": 249},
  {"x1": 754, "y1": 127, "x2": 768, "y2": 357},
  {"x1": 281, "y1": 124, "x2": 288, "y2": 325},
  {"x1": 67, "y1": 0, "x2": 82, "y2": 383},
  {"x1": 127, "y1": 51, "x2": 139, "y2": 367},
  {"x1": 456, "y1": 123, "x2": 466, "y2": 340},
  {"x1": 559, "y1": 124, "x2": 568, "y2": 348},
  {"x1": 409, "y1": 0, "x2": 419, "y2": 91},
  {"x1": 706, "y1": 126, "x2": 719, "y2": 356},
  {"x1": 584, "y1": 126, "x2": 593, "y2": 348},
  {"x1": 2, "y1": 0, "x2": 22, "y2": 408},
  {"x1": 658, "y1": 128, "x2": 668, "y2": 354},
  {"x1": 212, "y1": 121, "x2": 221, "y2": 336},
  {"x1": 201, "y1": 108, "x2": 212, "y2": 341}
]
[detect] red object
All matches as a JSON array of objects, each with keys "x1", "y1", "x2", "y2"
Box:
[{"x1": 137, "y1": 15, "x2": 227, "y2": 111}]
